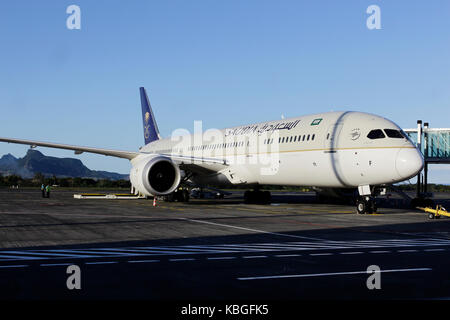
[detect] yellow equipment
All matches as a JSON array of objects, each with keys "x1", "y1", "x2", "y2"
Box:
[{"x1": 417, "y1": 205, "x2": 450, "y2": 220}]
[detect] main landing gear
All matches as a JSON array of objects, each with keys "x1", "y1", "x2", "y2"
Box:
[
  {"x1": 163, "y1": 187, "x2": 190, "y2": 202},
  {"x1": 244, "y1": 189, "x2": 271, "y2": 205}
]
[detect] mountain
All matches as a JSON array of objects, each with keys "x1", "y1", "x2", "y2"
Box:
[{"x1": 0, "y1": 150, "x2": 129, "y2": 180}]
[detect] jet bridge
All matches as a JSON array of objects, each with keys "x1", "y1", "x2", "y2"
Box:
[{"x1": 404, "y1": 120, "x2": 450, "y2": 198}]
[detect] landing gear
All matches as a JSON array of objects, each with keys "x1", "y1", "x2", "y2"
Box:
[
  {"x1": 356, "y1": 196, "x2": 377, "y2": 214},
  {"x1": 163, "y1": 188, "x2": 190, "y2": 202},
  {"x1": 244, "y1": 190, "x2": 271, "y2": 205}
]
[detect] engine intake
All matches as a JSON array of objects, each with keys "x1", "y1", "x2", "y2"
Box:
[{"x1": 130, "y1": 155, "x2": 181, "y2": 196}]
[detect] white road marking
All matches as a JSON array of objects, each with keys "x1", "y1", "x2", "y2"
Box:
[
  {"x1": 309, "y1": 253, "x2": 333, "y2": 256},
  {"x1": 40, "y1": 263, "x2": 74, "y2": 267},
  {"x1": 128, "y1": 260, "x2": 160, "y2": 263},
  {"x1": 85, "y1": 261, "x2": 118, "y2": 265},
  {"x1": 0, "y1": 264, "x2": 28, "y2": 269},
  {"x1": 178, "y1": 218, "x2": 324, "y2": 241},
  {"x1": 274, "y1": 254, "x2": 301, "y2": 257},
  {"x1": 7, "y1": 251, "x2": 92, "y2": 258},
  {"x1": 1, "y1": 238, "x2": 449, "y2": 264},
  {"x1": 242, "y1": 255, "x2": 268, "y2": 259},
  {"x1": 169, "y1": 258, "x2": 196, "y2": 262},
  {"x1": 0, "y1": 254, "x2": 43, "y2": 260},
  {"x1": 340, "y1": 252, "x2": 363, "y2": 255},
  {"x1": 237, "y1": 268, "x2": 433, "y2": 281},
  {"x1": 207, "y1": 257, "x2": 236, "y2": 260}
]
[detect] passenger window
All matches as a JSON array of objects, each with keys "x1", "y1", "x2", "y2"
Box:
[
  {"x1": 290, "y1": 136, "x2": 293, "y2": 143},
  {"x1": 384, "y1": 129, "x2": 404, "y2": 139},
  {"x1": 312, "y1": 134, "x2": 315, "y2": 140},
  {"x1": 367, "y1": 129, "x2": 385, "y2": 139},
  {"x1": 302, "y1": 135, "x2": 306, "y2": 141},
  {"x1": 307, "y1": 134, "x2": 310, "y2": 141}
]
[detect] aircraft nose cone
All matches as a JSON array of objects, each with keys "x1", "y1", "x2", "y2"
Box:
[{"x1": 396, "y1": 148, "x2": 424, "y2": 180}]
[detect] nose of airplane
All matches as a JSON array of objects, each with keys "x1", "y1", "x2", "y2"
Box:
[{"x1": 396, "y1": 147, "x2": 424, "y2": 180}]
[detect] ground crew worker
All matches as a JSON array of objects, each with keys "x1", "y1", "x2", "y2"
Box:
[
  {"x1": 41, "y1": 184, "x2": 45, "y2": 198},
  {"x1": 45, "y1": 185, "x2": 51, "y2": 198}
]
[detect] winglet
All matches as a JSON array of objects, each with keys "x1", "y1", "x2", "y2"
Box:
[{"x1": 140, "y1": 87, "x2": 161, "y2": 144}]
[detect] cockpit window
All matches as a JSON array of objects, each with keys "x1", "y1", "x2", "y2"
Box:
[
  {"x1": 367, "y1": 129, "x2": 385, "y2": 139},
  {"x1": 384, "y1": 129, "x2": 404, "y2": 139},
  {"x1": 400, "y1": 129, "x2": 413, "y2": 142}
]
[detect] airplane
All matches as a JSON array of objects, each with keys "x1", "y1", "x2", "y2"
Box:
[{"x1": 0, "y1": 87, "x2": 424, "y2": 214}]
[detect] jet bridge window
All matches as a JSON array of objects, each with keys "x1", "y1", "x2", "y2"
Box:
[
  {"x1": 384, "y1": 129, "x2": 404, "y2": 139},
  {"x1": 367, "y1": 129, "x2": 385, "y2": 139}
]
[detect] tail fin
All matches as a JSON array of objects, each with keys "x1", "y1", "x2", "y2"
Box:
[{"x1": 140, "y1": 87, "x2": 161, "y2": 144}]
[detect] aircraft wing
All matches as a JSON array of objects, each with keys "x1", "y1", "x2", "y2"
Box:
[
  {"x1": 0, "y1": 137, "x2": 229, "y2": 166},
  {"x1": 0, "y1": 137, "x2": 140, "y2": 160},
  {"x1": 157, "y1": 153, "x2": 228, "y2": 166}
]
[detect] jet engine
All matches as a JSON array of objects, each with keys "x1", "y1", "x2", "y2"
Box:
[{"x1": 130, "y1": 155, "x2": 181, "y2": 196}]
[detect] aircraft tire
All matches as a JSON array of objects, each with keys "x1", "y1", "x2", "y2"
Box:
[{"x1": 356, "y1": 199, "x2": 367, "y2": 214}]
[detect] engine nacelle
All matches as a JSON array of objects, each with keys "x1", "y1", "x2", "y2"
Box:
[{"x1": 130, "y1": 155, "x2": 181, "y2": 196}]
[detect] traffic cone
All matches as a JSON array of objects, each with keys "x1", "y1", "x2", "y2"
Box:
[{"x1": 153, "y1": 197, "x2": 157, "y2": 207}]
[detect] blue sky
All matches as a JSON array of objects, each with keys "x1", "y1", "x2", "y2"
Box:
[{"x1": 0, "y1": 1, "x2": 450, "y2": 183}]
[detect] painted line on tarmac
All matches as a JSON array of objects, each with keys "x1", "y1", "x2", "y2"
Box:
[
  {"x1": 128, "y1": 260, "x2": 160, "y2": 263},
  {"x1": 237, "y1": 267, "x2": 433, "y2": 281},
  {"x1": 178, "y1": 217, "x2": 324, "y2": 241},
  {"x1": 0, "y1": 240, "x2": 448, "y2": 265},
  {"x1": 0, "y1": 264, "x2": 29, "y2": 269},
  {"x1": 274, "y1": 254, "x2": 301, "y2": 258},
  {"x1": 169, "y1": 258, "x2": 196, "y2": 262},
  {"x1": 85, "y1": 261, "x2": 118, "y2": 265},
  {"x1": 340, "y1": 251, "x2": 363, "y2": 255},
  {"x1": 207, "y1": 256, "x2": 237, "y2": 260}
]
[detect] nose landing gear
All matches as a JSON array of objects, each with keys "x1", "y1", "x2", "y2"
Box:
[
  {"x1": 356, "y1": 185, "x2": 378, "y2": 214},
  {"x1": 356, "y1": 196, "x2": 377, "y2": 214}
]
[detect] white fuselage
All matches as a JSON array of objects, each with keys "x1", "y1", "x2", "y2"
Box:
[{"x1": 137, "y1": 111, "x2": 423, "y2": 189}]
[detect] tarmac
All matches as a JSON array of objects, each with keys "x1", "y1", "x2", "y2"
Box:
[{"x1": 1, "y1": 187, "x2": 450, "y2": 301}]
